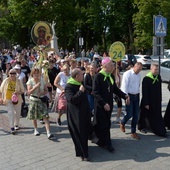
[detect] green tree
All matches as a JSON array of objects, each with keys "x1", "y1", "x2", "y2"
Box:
[{"x1": 133, "y1": 0, "x2": 170, "y2": 52}]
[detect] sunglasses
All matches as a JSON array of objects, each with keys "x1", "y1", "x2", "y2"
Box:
[{"x1": 10, "y1": 72, "x2": 16, "y2": 75}]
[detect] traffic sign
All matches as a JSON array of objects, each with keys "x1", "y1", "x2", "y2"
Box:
[
  {"x1": 109, "y1": 41, "x2": 125, "y2": 62},
  {"x1": 154, "y1": 16, "x2": 167, "y2": 37}
]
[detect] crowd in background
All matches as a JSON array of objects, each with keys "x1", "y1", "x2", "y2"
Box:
[{"x1": 0, "y1": 47, "x2": 170, "y2": 161}]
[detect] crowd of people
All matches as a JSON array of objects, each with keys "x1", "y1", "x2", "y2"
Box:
[{"x1": 0, "y1": 48, "x2": 170, "y2": 161}]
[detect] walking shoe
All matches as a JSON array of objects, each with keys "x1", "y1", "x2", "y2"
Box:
[
  {"x1": 105, "y1": 145, "x2": 115, "y2": 152},
  {"x1": 57, "y1": 118, "x2": 61, "y2": 125},
  {"x1": 11, "y1": 128, "x2": 15, "y2": 135},
  {"x1": 47, "y1": 134, "x2": 54, "y2": 139},
  {"x1": 34, "y1": 130, "x2": 40, "y2": 136},
  {"x1": 39, "y1": 120, "x2": 45, "y2": 124},
  {"x1": 120, "y1": 123, "x2": 125, "y2": 132},
  {"x1": 131, "y1": 133, "x2": 140, "y2": 140},
  {"x1": 115, "y1": 117, "x2": 121, "y2": 124},
  {"x1": 15, "y1": 126, "x2": 20, "y2": 130},
  {"x1": 81, "y1": 157, "x2": 90, "y2": 161}
]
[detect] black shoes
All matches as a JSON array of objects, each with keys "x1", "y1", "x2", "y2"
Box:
[
  {"x1": 81, "y1": 157, "x2": 90, "y2": 161},
  {"x1": 58, "y1": 118, "x2": 61, "y2": 125},
  {"x1": 105, "y1": 145, "x2": 115, "y2": 152}
]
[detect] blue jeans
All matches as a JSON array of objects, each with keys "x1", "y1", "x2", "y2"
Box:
[
  {"x1": 121, "y1": 94, "x2": 140, "y2": 133},
  {"x1": 87, "y1": 94, "x2": 94, "y2": 112}
]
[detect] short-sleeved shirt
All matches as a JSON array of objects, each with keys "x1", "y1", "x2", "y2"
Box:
[
  {"x1": 6, "y1": 81, "x2": 16, "y2": 99},
  {"x1": 56, "y1": 72, "x2": 70, "y2": 94},
  {"x1": 26, "y1": 78, "x2": 45, "y2": 101}
]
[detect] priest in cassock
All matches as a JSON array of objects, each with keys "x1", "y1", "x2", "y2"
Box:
[
  {"x1": 65, "y1": 68, "x2": 91, "y2": 161},
  {"x1": 164, "y1": 80, "x2": 170, "y2": 130},
  {"x1": 138, "y1": 62, "x2": 167, "y2": 137},
  {"x1": 92, "y1": 57, "x2": 130, "y2": 152}
]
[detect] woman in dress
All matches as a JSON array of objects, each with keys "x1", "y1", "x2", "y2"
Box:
[
  {"x1": 0, "y1": 69, "x2": 24, "y2": 134},
  {"x1": 53, "y1": 64, "x2": 70, "y2": 125},
  {"x1": 26, "y1": 68, "x2": 53, "y2": 139}
]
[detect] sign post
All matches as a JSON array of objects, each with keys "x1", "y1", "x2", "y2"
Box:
[
  {"x1": 153, "y1": 15, "x2": 167, "y2": 74},
  {"x1": 109, "y1": 41, "x2": 125, "y2": 76}
]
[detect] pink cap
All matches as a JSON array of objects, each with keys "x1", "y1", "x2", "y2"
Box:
[
  {"x1": 101, "y1": 57, "x2": 111, "y2": 65},
  {"x1": 10, "y1": 60, "x2": 16, "y2": 64}
]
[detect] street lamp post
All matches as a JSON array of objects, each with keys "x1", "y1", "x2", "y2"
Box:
[{"x1": 76, "y1": 29, "x2": 81, "y2": 57}]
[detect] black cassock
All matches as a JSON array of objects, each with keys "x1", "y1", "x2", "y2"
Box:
[
  {"x1": 92, "y1": 73, "x2": 126, "y2": 147},
  {"x1": 164, "y1": 99, "x2": 170, "y2": 129},
  {"x1": 164, "y1": 81, "x2": 170, "y2": 129},
  {"x1": 138, "y1": 75, "x2": 167, "y2": 137},
  {"x1": 65, "y1": 83, "x2": 91, "y2": 158}
]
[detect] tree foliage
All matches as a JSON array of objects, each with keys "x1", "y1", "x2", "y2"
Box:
[{"x1": 0, "y1": 0, "x2": 170, "y2": 54}]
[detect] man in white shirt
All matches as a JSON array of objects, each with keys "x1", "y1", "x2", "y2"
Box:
[{"x1": 120, "y1": 62, "x2": 143, "y2": 139}]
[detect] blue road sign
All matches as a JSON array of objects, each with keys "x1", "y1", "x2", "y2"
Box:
[{"x1": 155, "y1": 16, "x2": 167, "y2": 36}]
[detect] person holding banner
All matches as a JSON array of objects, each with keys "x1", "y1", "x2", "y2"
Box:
[{"x1": 92, "y1": 57, "x2": 129, "y2": 152}]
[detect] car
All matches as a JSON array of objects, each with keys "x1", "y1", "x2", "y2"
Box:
[
  {"x1": 150, "y1": 55, "x2": 169, "y2": 63},
  {"x1": 160, "y1": 60, "x2": 170, "y2": 82},
  {"x1": 134, "y1": 55, "x2": 152, "y2": 69},
  {"x1": 76, "y1": 57, "x2": 91, "y2": 63},
  {"x1": 121, "y1": 54, "x2": 137, "y2": 70}
]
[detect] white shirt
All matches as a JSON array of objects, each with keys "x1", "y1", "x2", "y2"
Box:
[
  {"x1": 17, "y1": 72, "x2": 25, "y2": 82},
  {"x1": 121, "y1": 69, "x2": 141, "y2": 95},
  {"x1": 56, "y1": 72, "x2": 70, "y2": 94}
]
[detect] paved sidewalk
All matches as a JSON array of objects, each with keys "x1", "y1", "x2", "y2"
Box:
[{"x1": 0, "y1": 82, "x2": 170, "y2": 170}]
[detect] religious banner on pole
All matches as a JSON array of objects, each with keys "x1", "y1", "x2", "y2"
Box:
[{"x1": 31, "y1": 21, "x2": 53, "y2": 47}]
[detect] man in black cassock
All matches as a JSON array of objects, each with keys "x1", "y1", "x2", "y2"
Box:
[
  {"x1": 164, "y1": 80, "x2": 170, "y2": 130},
  {"x1": 92, "y1": 57, "x2": 129, "y2": 152},
  {"x1": 65, "y1": 68, "x2": 91, "y2": 161},
  {"x1": 138, "y1": 63, "x2": 167, "y2": 137}
]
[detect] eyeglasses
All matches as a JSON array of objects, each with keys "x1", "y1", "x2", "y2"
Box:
[{"x1": 10, "y1": 72, "x2": 16, "y2": 75}]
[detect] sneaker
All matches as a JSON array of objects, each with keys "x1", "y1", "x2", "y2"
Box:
[
  {"x1": 47, "y1": 133, "x2": 54, "y2": 139},
  {"x1": 115, "y1": 117, "x2": 121, "y2": 123},
  {"x1": 34, "y1": 130, "x2": 40, "y2": 136},
  {"x1": 39, "y1": 120, "x2": 45, "y2": 124},
  {"x1": 15, "y1": 126, "x2": 20, "y2": 130},
  {"x1": 11, "y1": 128, "x2": 15, "y2": 135}
]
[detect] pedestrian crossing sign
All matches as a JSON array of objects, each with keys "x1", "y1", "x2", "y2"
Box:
[{"x1": 154, "y1": 16, "x2": 167, "y2": 36}]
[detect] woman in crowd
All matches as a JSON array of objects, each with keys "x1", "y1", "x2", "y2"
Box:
[
  {"x1": 26, "y1": 68, "x2": 53, "y2": 139},
  {"x1": 112, "y1": 65, "x2": 123, "y2": 123},
  {"x1": 84, "y1": 63, "x2": 97, "y2": 115},
  {"x1": 0, "y1": 68, "x2": 25, "y2": 134},
  {"x1": 14, "y1": 64, "x2": 27, "y2": 117},
  {"x1": 53, "y1": 64, "x2": 70, "y2": 125}
]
